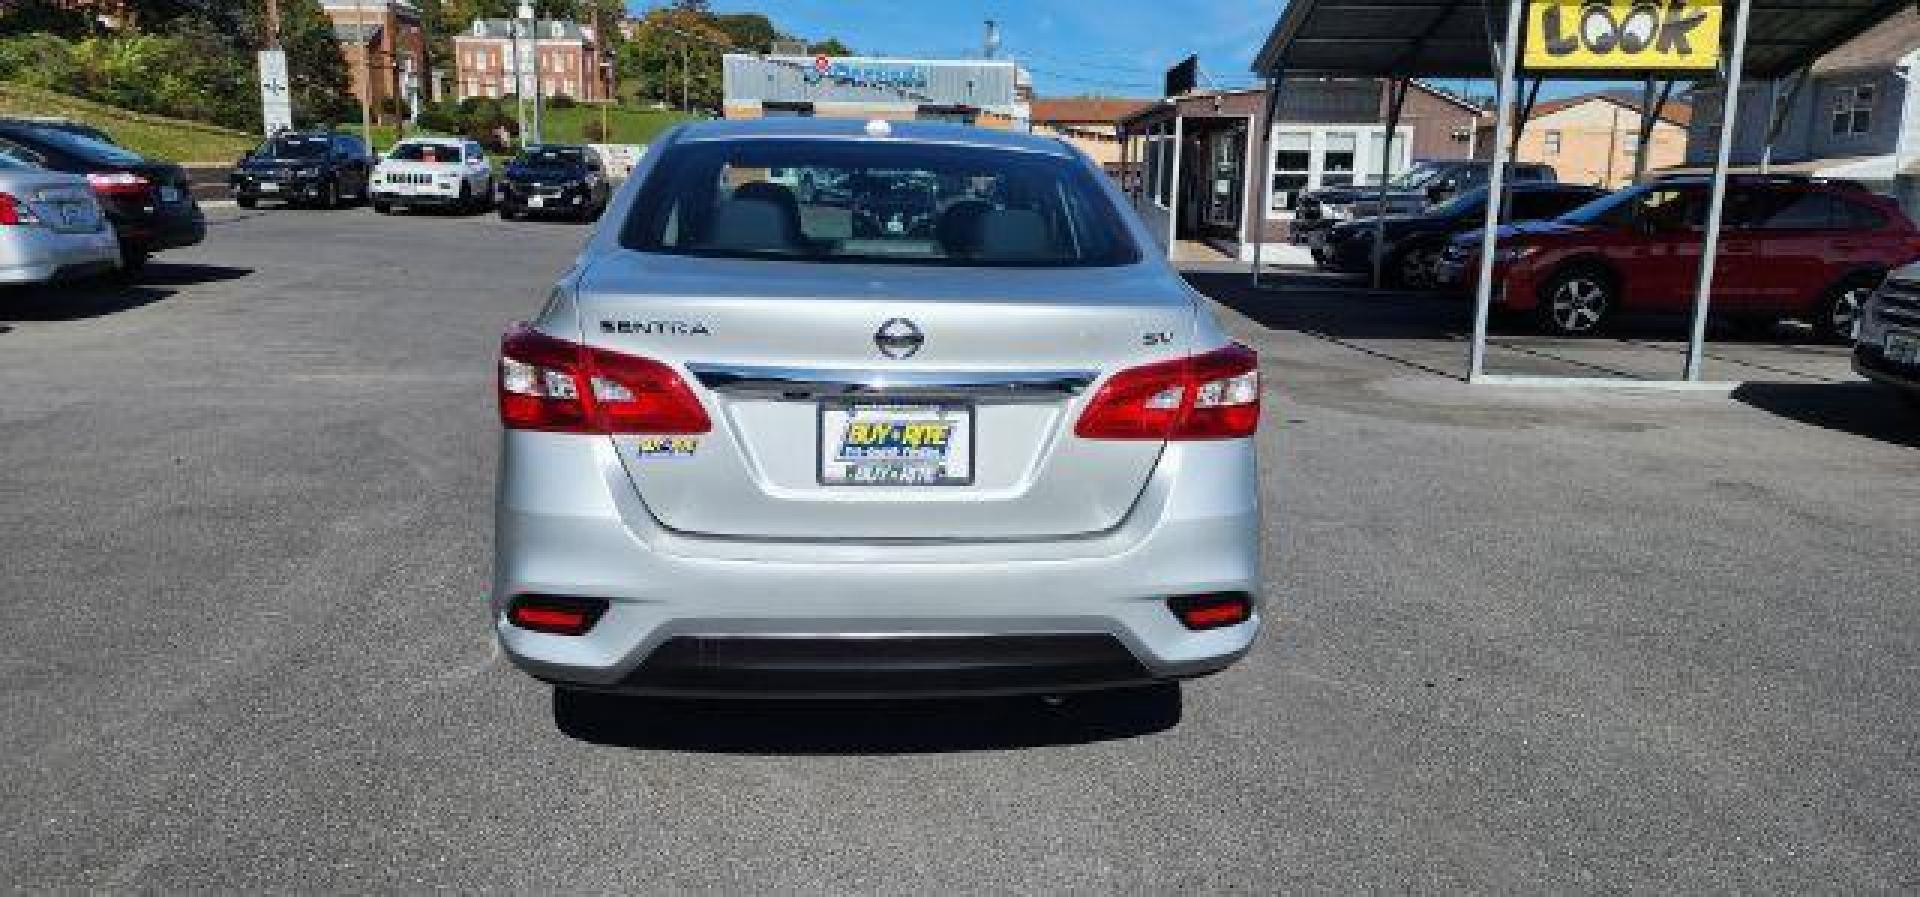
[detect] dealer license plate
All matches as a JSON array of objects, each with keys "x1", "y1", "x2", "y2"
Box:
[
  {"x1": 528, "y1": 196, "x2": 545, "y2": 208},
  {"x1": 819, "y1": 402, "x2": 973, "y2": 486},
  {"x1": 1887, "y1": 330, "x2": 1920, "y2": 365},
  {"x1": 259, "y1": 181, "x2": 280, "y2": 192}
]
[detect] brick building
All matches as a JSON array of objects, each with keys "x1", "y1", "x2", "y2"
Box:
[
  {"x1": 320, "y1": 0, "x2": 428, "y2": 123},
  {"x1": 451, "y1": 19, "x2": 610, "y2": 102},
  {"x1": 1030, "y1": 98, "x2": 1152, "y2": 173},
  {"x1": 1478, "y1": 91, "x2": 1690, "y2": 188},
  {"x1": 1120, "y1": 79, "x2": 1485, "y2": 260}
]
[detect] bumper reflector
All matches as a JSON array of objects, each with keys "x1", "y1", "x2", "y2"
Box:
[
  {"x1": 1168, "y1": 593, "x2": 1253, "y2": 631},
  {"x1": 507, "y1": 595, "x2": 608, "y2": 636}
]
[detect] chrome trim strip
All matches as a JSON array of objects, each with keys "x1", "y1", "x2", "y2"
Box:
[{"x1": 686, "y1": 363, "x2": 1097, "y2": 401}]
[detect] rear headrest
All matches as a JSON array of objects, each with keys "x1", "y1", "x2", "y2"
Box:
[
  {"x1": 973, "y1": 208, "x2": 1052, "y2": 261},
  {"x1": 734, "y1": 180, "x2": 799, "y2": 212},
  {"x1": 707, "y1": 198, "x2": 801, "y2": 254}
]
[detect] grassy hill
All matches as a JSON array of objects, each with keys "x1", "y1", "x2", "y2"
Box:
[{"x1": 0, "y1": 82, "x2": 257, "y2": 164}]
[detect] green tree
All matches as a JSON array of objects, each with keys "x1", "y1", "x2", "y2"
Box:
[
  {"x1": 0, "y1": 0, "x2": 97, "y2": 38},
  {"x1": 807, "y1": 38, "x2": 851, "y2": 57},
  {"x1": 713, "y1": 13, "x2": 775, "y2": 53},
  {"x1": 273, "y1": 0, "x2": 352, "y2": 127}
]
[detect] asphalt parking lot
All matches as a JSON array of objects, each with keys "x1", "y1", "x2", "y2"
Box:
[{"x1": 3, "y1": 206, "x2": 1917, "y2": 891}]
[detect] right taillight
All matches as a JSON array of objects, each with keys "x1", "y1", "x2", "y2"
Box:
[
  {"x1": 1075, "y1": 343, "x2": 1260, "y2": 440},
  {"x1": 499, "y1": 323, "x2": 711, "y2": 434}
]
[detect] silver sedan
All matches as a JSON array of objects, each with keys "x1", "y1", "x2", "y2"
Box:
[
  {"x1": 0, "y1": 152, "x2": 118, "y2": 284},
  {"x1": 492, "y1": 119, "x2": 1263, "y2": 699}
]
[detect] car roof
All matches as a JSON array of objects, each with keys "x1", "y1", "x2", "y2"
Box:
[{"x1": 665, "y1": 118, "x2": 1077, "y2": 158}]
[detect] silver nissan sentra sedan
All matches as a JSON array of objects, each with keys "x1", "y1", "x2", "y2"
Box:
[{"x1": 493, "y1": 118, "x2": 1262, "y2": 699}]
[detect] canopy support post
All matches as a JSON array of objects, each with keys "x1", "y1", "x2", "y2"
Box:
[
  {"x1": 1372, "y1": 77, "x2": 1411, "y2": 290},
  {"x1": 1251, "y1": 72, "x2": 1283, "y2": 287},
  {"x1": 1761, "y1": 67, "x2": 1809, "y2": 175},
  {"x1": 1470, "y1": 0, "x2": 1526, "y2": 383},
  {"x1": 1685, "y1": 0, "x2": 1755, "y2": 381},
  {"x1": 1167, "y1": 113, "x2": 1185, "y2": 255}
]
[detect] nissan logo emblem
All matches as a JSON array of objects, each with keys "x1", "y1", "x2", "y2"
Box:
[{"x1": 874, "y1": 318, "x2": 923, "y2": 359}]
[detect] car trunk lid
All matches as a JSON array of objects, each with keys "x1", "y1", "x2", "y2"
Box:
[{"x1": 574, "y1": 253, "x2": 1196, "y2": 540}]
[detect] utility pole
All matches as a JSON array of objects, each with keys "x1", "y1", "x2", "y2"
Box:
[
  {"x1": 681, "y1": 42, "x2": 689, "y2": 112},
  {"x1": 356, "y1": 0, "x2": 374, "y2": 145},
  {"x1": 265, "y1": 0, "x2": 282, "y2": 48},
  {"x1": 509, "y1": 17, "x2": 526, "y2": 145}
]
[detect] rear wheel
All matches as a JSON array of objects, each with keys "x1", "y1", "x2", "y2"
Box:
[
  {"x1": 318, "y1": 179, "x2": 338, "y2": 210},
  {"x1": 1389, "y1": 241, "x2": 1443, "y2": 290},
  {"x1": 1536, "y1": 266, "x2": 1616, "y2": 336},
  {"x1": 236, "y1": 195, "x2": 256, "y2": 209},
  {"x1": 1815, "y1": 275, "x2": 1878, "y2": 344},
  {"x1": 373, "y1": 201, "x2": 391, "y2": 214}
]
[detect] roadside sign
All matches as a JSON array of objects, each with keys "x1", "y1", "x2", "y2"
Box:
[
  {"x1": 1523, "y1": 0, "x2": 1723, "y2": 71},
  {"x1": 258, "y1": 49, "x2": 294, "y2": 134}
]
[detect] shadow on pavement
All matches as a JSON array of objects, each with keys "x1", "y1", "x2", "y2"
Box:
[
  {"x1": 1184, "y1": 270, "x2": 1854, "y2": 383},
  {"x1": 551, "y1": 683, "x2": 1183, "y2": 754},
  {"x1": 0, "y1": 264, "x2": 252, "y2": 323},
  {"x1": 1733, "y1": 381, "x2": 1920, "y2": 448}
]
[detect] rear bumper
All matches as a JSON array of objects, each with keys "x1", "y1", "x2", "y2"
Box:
[
  {"x1": 373, "y1": 188, "x2": 463, "y2": 207},
  {"x1": 493, "y1": 431, "x2": 1264, "y2": 697},
  {"x1": 0, "y1": 226, "x2": 120, "y2": 284},
  {"x1": 112, "y1": 209, "x2": 205, "y2": 254}
]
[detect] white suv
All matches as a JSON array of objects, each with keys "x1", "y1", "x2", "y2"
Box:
[{"x1": 370, "y1": 138, "x2": 494, "y2": 214}]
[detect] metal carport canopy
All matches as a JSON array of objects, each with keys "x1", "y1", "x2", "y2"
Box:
[
  {"x1": 1251, "y1": 0, "x2": 1914, "y2": 80},
  {"x1": 1248, "y1": 0, "x2": 1915, "y2": 388}
]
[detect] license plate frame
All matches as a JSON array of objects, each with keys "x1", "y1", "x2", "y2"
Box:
[
  {"x1": 527, "y1": 195, "x2": 545, "y2": 208},
  {"x1": 1887, "y1": 329, "x2": 1920, "y2": 365},
  {"x1": 817, "y1": 400, "x2": 975, "y2": 487}
]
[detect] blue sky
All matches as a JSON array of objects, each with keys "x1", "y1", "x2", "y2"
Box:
[{"x1": 689, "y1": 0, "x2": 1284, "y2": 97}]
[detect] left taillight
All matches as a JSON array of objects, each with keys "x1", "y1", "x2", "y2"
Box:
[
  {"x1": 0, "y1": 192, "x2": 40, "y2": 226},
  {"x1": 498, "y1": 323, "x2": 711, "y2": 434},
  {"x1": 1075, "y1": 343, "x2": 1261, "y2": 440}
]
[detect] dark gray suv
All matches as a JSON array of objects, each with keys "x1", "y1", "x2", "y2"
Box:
[{"x1": 1294, "y1": 159, "x2": 1559, "y2": 242}]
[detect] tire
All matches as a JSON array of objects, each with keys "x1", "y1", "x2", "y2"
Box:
[
  {"x1": 1814, "y1": 275, "x2": 1878, "y2": 344},
  {"x1": 499, "y1": 205, "x2": 518, "y2": 221},
  {"x1": 1388, "y1": 241, "x2": 1443, "y2": 290},
  {"x1": 117, "y1": 247, "x2": 150, "y2": 278},
  {"x1": 373, "y1": 201, "x2": 391, "y2": 214},
  {"x1": 1536, "y1": 266, "x2": 1617, "y2": 336},
  {"x1": 319, "y1": 179, "x2": 338, "y2": 210},
  {"x1": 236, "y1": 194, "x2": 256, "y2": 209},
  {"x1": 457, "y1": 183, "x2": 475, "y2": 214}
]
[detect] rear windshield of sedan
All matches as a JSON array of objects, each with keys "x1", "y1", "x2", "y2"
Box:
[
  {"x1": 619, "y1": 138, "x2": 1139, "y2": 267},
  {"x1": 11, "y1": 126, "x2": 146, "y2": 166}
]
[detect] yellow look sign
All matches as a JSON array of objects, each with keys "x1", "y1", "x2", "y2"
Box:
[{"x1": 1524, "y1": 0, "x2": 1723, "y2": 71}]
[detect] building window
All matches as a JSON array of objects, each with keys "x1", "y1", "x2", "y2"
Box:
[
  {"x1": 763, "y1": 101, "x2": 814, "y2": 117},
  {"x1": 1544, "y1": 130, "x2": 1563, "y2": 155},
  {"x1": 915, "y1": 104, "x2": 977, "y2": 124},
  {"x1": 1269, "y1": 131, "x2": 1311, "y2": 214},
  {"x1": 1321, "y1": 131, "x2": 1358, "y2": 187},
  {"x1": 1267, "y1": 125, "x2": 1411, "y2": 217},
  {"x1": 1833, "y1": 84, "x2": 1874, "y2": 136}
]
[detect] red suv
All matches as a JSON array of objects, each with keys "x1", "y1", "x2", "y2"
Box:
[{"x1": 1436, "y1": 176, "x2": 1920, "y2": 341}]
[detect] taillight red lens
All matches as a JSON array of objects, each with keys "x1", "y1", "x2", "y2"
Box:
[
  {"x1": 506, "y1": 595, "x2": 608, "y2": 636},
  {"x1": 499, "y1": 323, "x2": 711, "y2": 434},
  {"x1": 0, "y1": 192, "x2": 25, "y2": 226},
  {"x1": 1075, "y1": 344, "x2": 1260, "y2": 440},
  {"x1": 86, "y1": 171, "x2": 151, "y2": 197}
]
